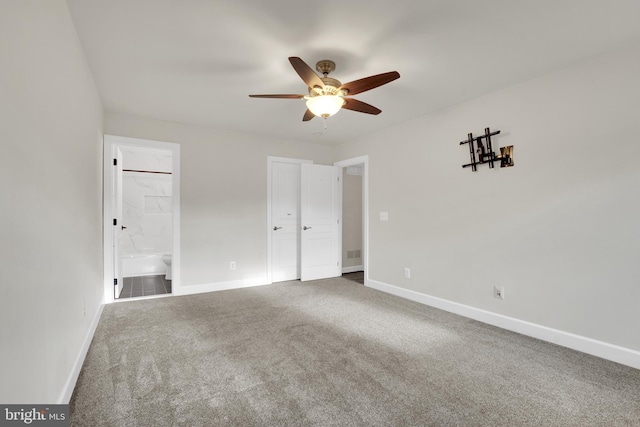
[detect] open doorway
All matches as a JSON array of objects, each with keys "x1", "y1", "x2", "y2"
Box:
[
  {"x1": 103, "y1": 135, "x2": 181, "y2": 303},
  {"x1": 341, "y1": 165, "x2": 364, "y2": 283},
  {"x1": 335, "y1": 156, "x2": 368, "y2": 285}
]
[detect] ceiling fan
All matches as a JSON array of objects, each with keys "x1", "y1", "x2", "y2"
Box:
[{"x1": 249, "y1": 57, "x2": 400, "y2": 121}]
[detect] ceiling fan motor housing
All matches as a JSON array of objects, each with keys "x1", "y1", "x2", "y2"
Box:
[
  {"x1": 307, "y1": 60, "x2": 344, "y2": 97},
  {"x1": 309, "y1": 77, "x2": 343, "y2": 96}
]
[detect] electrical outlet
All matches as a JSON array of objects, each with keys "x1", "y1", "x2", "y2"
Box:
[
  {"x1": 83, "y1": 302, "x2": 86, "y2": 318},
  {"x1": 404, "y1": 267, "x2": 411, "y2": 278},
  {"x1": 230, "y1": 261, "x2": 236, "y2": 270},
  {"x1": 494, "y1": 286, "x2": 505, "y2": 300}
]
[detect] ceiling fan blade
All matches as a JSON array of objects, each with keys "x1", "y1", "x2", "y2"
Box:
[
  {"x1": 289, "y1": 57, "x2": 325, "y2": 89},
  {"x1": 302, "y1": 109, "x2": 315, "y2": 121},
  {"x1": 248, "y1": 94, "x2": 305, "y2": 99},
  {"x1": 340, "y1": 71, "x2": 400, "y2": 95},
  {"x1": 342, "y1": 98, "x2": 382, "y2": 115}
]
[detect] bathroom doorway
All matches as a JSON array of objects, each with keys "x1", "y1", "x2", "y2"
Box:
[{"x1": 103, "y1": 135, "x2": 181, "y2": 303}]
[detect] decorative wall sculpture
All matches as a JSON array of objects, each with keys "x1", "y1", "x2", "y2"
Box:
[{"x1": 460, "y1": 127, "x2": 513, "y2": 171}]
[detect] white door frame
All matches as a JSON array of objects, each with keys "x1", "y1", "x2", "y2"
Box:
[
  {"x1": 113, "y1": 146, "x2": 124, "y2": 298},
  {"x1": 334, "y1": 155, "x2": 369, "y2": 284},
  {"x1": 103, "y1": 135, "x2": 181, "y2": 303},
  {"x1": 267, "y1": 156, "x2": 312, "y2": 283}
]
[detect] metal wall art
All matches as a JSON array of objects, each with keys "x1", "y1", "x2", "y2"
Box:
[{"x1": 460, "y1": 127, "x2": 513, "y2": 171}]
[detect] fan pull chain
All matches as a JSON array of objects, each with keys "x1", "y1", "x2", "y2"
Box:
[{"x1": 323, "y1": 117, "x2": 328, "y2": 133}]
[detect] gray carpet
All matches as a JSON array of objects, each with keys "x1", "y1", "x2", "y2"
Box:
[{"x1": 70, "y1": 278, "x2": 640, "y2": 426}]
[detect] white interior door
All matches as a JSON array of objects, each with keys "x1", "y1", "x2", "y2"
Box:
[
  {"x1": 271, "y1": 162, "x2": 301, "y2": 282},
  {"x1": 113, "y1": 147, "x2": 124, "y2": 299},
  {"x1": 300, "y1": 163, "x2": 342, "y2": 281}
]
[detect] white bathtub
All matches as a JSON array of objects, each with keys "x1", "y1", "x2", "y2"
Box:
[{"x1": 121, "y1": 253, "x2": 165, "y2": 277}]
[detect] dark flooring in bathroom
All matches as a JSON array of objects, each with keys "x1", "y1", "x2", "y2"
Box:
[{"x1": 119, "y1": 275, "x2": 172, "y2": 299}]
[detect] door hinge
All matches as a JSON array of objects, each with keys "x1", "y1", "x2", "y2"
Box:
[
  {"x1": 113, "y1": 158, "x2": 117, "y2": 166},
  {"x1": 113, "y1": 218, "x2": 117, "y2": 226},
  {"x1": 114, "y1": 278, "x2": 117, "y2": 286}
]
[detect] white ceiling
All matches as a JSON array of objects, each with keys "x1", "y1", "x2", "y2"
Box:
[{"x1": 66, "y1": 0, "x2": 640, "y2": 145}]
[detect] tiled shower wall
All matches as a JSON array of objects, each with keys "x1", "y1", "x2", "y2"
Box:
[{"x1": 120, "y1": 147, "x2": 173, "y2": 257}]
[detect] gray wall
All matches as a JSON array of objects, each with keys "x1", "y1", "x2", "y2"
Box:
[
  {"x1": 105, "y1": 112, "x2": 334, "y2": 288},
  {"x1": 334, "y1": 43, "x2": 640, "y2": 352},
  {"x1": 0, "y1": 1, "x2": 104, "y2": 403}
]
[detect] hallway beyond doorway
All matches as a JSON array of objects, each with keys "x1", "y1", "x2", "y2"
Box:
[{"x1": 342, "y1": 271, "x2": 364, "y2": 284}]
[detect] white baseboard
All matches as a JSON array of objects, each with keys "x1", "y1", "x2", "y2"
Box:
[
  {"x1": 366, "y1": 279, "x2": 640, "y2": 370},
  {"x1": 58, "y1": 302, "x2": 105, "y2": 404},
  {"x1": 342, "y1": 265, "x2": 364, "y2": 274},
  {"x1": 174, "y1": 277, "x2": 270, "y2": 296}
]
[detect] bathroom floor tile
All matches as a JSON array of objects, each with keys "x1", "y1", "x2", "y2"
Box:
[{"x1": 119, "y1": 275, "x2": 171, "y2": 300}]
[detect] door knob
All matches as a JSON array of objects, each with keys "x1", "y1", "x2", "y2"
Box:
[
  {"x1": 273, "y1": 226, "x2": 282, "y2": 231},
  {"x1": 303, "y1": 226, "x2": 312, "y2": 230},
  {"x1": 121, "y1": 225, "x2": 127, "y2": 230}
]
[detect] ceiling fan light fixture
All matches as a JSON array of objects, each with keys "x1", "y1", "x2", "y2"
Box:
[
  {"x1": 305, "y1": 95, "x2": 344, "y2": 118},
  {"x1": 249, "y1": 57, "x2": 400, "y2": 121}
]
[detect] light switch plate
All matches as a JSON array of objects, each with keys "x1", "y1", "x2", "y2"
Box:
[{"x1": 380, "y1": 211, "x2": 389, "y2": 221}]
